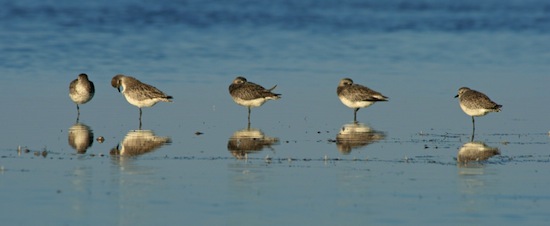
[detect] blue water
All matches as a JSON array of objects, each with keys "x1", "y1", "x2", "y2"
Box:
[{"x1": 1, "y1": 0, "x2": 549, "y2": 225}]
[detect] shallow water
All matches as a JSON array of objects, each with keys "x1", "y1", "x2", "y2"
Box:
[{"x1": 1, "y1": 0, "x2": 549, "y2": 225}]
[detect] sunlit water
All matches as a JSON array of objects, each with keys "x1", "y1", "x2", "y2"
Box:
[{"x1": 1, "y1": 0, "x2": 549, "y2": 225}]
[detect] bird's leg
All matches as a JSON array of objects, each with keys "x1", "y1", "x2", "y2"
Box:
[
  {"x1": 76, "y1": 104, "x2": 80, "y2": 123},
  {"x1": 471, "y1": 116, "x2": 476, "y2": 139},
  {"x1": 353, "y1": 108, "x2": 359, "y2": 122},
  {"x1": 247, "y1": 107, "x2": 251, "y2": 124},
  {"x1": 139, "y1": 108, "x2": 143, "y2": 129}
]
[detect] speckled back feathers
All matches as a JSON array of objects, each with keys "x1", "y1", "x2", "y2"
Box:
[
  {"x1": 456, "y1": 87, "x2": 501, "y2": 111},
  {"x1": 337, "y1": 78, "x2": 388, "y2": 102},
  {"x1": 229, "y1": 76, "x2": 281, "y2": 101},
  {"x1": 111, "y1": 74, "x2": 173, "y2": 102}
]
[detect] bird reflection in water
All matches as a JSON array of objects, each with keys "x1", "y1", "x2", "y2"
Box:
[
  {"x1": 227, "y1": 127, "x2": 279, "y2": 159},
  {"x1": 68, "y1": 122, "x2": 94, "y2": 154},
  {"x1": 457, "y1": 141, "x2": 500, "y2": 166},
  {"x1": 110, "y1": 130, "x2": 171, "y2": 156},
  {"x1": 336, "y1": 122, "x2": 386, "y2": 154}
]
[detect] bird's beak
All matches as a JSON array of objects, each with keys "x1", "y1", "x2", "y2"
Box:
[
  {"x1": 117, "y1": 87, "x2": 121, "y2": 92},
  {"x1": 454, "y1": 94, "x2": 459, "y2": 98}
]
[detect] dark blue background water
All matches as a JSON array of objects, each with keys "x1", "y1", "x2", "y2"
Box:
[
  {"x1": 1, "y1": 0, "x2": 549, "y2": 225},
  {"x1": 2, "y1": 0, "x2": 550, "y2": 80}
]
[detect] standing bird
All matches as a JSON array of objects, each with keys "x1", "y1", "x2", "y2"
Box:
[
  {"x1": 69, "y1": 73, "x2": 95, "y2": 121},
  {"x1": 111, "y1": 74, "x2": 173, "y2": 128},
  {"x1": 229, "y1": 76, "x2": 281, "y2": 124},
  {"x1": 455, "y1": 87, "x2": 502, "y2": 134},
  {"x1": 337, "y1": 78, "x2": 388, "y2": 122}
]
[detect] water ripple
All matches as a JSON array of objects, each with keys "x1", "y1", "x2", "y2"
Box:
[{"x1": 1, "y1": 0, "x2": 549, "y2": 33}]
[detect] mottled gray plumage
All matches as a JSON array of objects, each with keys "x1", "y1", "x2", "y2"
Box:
[
  {"x1": 229, "y1": 76, "x2": 280, "y2": 101},
  {"x1": 337, "y1": 78, "x2": 387, "y2": 102},
  {"x1": 455, "y1": 87, "x2": 501, "y2": 114},
  {"x1": 337, "y1": 78, "x2": 388, "y2": 122},
  {"x1": 111, "y1": 74, "x2": 172, "y2": 105},
  {"x1": 111, "y1": 74, "x2": 173, "y2": 127},
  {"x1": 69, "y1": 73, "x2": 95, "y2": 119},
  {"x1": 455, "y1": 87, "x2": 502, "y2": 132},
  {"x1": 229, "y1": 76, "x2": 281, "y2": 122}
]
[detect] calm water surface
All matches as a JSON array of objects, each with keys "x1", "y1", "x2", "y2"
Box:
[{"x1": 1, "y1": 0, "x2": 549, "y2": 225}]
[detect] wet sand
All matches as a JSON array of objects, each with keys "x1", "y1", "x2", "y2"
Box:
[{"x1": 1, "y1": 131, "x2": 549, "y2": 225}]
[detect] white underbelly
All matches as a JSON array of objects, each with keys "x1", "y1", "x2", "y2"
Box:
[
  {"x1": 70, "y1": 91, "x2": 93, "y2": 104},
  {"x1": 460, "y1": 104, "x2": 490, "y2": 117},
  {"x1": 339, "y1": 97, "x2": 375, "y2": 109},
  {"x1": 125, "y1": 95, "x2": 159, "y2": 108},
  {"x1": 233, "y1": 97, "x2": 268, "y2": 108}
]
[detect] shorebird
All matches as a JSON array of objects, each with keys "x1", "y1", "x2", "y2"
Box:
[
  {"x1": 455, "y1": 87, "x2": 502, "y2": 133},
  {"x1": 69, "y1": 73, "x2": 95, "y2": 120},
  {"x1": 337, "y1": 78, "x2": 388, "y2": 122},
  {"x1": 228, "y1": 76, "x2": 281, "y2": 123},
  {"x1": 111, "y1": 74, "x2": 173, "y2": 127}
]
